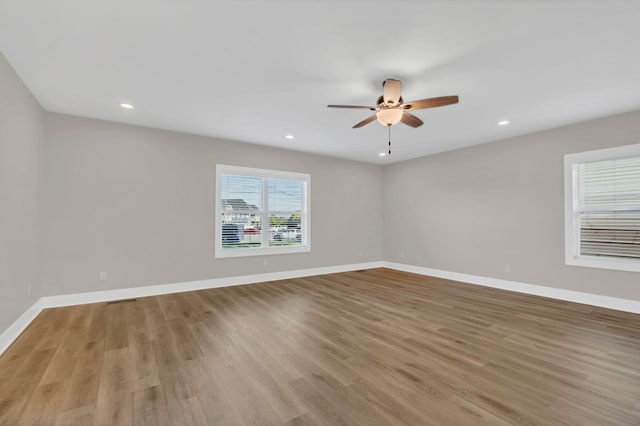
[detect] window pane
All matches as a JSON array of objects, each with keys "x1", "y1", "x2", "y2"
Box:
[
  {"x1": 220, "y1": 174, "x2": 262, "y2": 211},
  {"x1": 268, "y1": 179, "x2": 303, "y2": 212},
  {"x1": 580, "y1": 211, "x2": 640, "y2": 259},
  {"x1": 269, "y1": 214, "x2": 302, "y2": 246},
  {"x1": 220, "y1": 213, "x2": 262, "y2": 249},
  {"x1": 220, "y1": 174, "x2": 263, "y2": 250},
  {"x1": 267, "y1": 179, "x2": 304, "y2": 247},
  {"x1": 578, "y1": 155, "x2": 640, "y2": 208}
]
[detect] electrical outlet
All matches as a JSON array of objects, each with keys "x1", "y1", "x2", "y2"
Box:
[
  {"x1": 100, "y1": 272, "x2": 107, "y2": 281},
  {"x1": 504, "y1": 264, "x2": 510, "y2": 273}
]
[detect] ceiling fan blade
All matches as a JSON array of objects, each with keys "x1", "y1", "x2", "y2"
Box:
[
  {"x1": 328, "y1": 104, "x2": 376, "y2": 110},
  {"x1": 402, "y1": 95, "x2": 459, "y2": 111},
  {"x1": 400, "y1": 112, "x2": 424, "y2": 128},
  {"x1": 353, "y1": 114, "x2": 378, "y2": 128},
  {"x1": 383, "y1": 79, "x2": 402, "y2": 106}
]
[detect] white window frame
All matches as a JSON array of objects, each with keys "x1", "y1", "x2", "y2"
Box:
[
  {"x1": 215, "y1": 164, "x2": 310, "y2": 258},
  {"x1": 564, "y1": 143, "x2": 640, "y2": 272}
]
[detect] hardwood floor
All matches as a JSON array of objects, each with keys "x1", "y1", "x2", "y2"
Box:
[{"x1": 1, "y1": 268, "x2": 640, "y2": 425}]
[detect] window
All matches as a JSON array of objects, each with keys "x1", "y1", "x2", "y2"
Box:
[
  {"x1": 215, "y1": 165, "x2": 310, "y2": 258},
  {"x1": 564, "y1": 144, "x2": 640, "y2": 272}
]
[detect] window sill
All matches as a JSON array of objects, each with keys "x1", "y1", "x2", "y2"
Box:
[
  {"x1": 215, "y1": 244, "x2": 310, "y2": 259},
  {"x1": 566, "y1": 255, "x2": 640, "y2": 273}
]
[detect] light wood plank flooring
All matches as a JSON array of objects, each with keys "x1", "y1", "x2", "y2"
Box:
[{"x1": 1, "y1": 268, "x2": 640, "y2": 425}]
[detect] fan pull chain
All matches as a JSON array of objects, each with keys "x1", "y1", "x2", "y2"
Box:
[{"x1": 388, "y1": 125, "x2": 391, "y2": 155}]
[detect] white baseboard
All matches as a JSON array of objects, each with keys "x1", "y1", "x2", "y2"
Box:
[
  {"x1": 3, "y1": 259, "x2": 637, "y2": 357},
  {"x1": 383, "y1": 262, "x2": 640, "y2": 314},
  {"x1": 39, "y1": 261, "x2": 385, "y2": 308},
  {"x1": 0, "y1": 300, "x2": 43, "y2": 356},
  {"x1": 0, "y1": 261, "x2": 383, "y2": 356}
]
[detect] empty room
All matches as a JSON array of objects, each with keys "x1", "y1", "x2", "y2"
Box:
[{"x1": 1, "y1": 1, "x2": 639, "y2": 425}]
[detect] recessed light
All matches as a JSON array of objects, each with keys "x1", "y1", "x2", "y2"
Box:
[
  {"x1": 498, "y1": 120, "x2": 510, "y2": 126},
  {"x1": 285, "y1": 134, "x2": 295, "y2": 140},
  {"x1": 120, "y1": 103, "x2": 134, "y2": 109},
  {"x1": 378, "y1": 152, "x2": 387, "y2": 157}
]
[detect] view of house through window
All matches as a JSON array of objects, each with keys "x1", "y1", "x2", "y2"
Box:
[
  {"x1": 565, "y1": 144, "x2": 640, "y2": 272},
  {"x1": 216, "y1": 165, "x2": 309, "y2": 258}
]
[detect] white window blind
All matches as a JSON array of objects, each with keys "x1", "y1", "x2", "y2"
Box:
[
  {"x1": 565, "y1": 144, "x2": 640, "y2": 272},
  {"x1": 576, "y1": 155, "x2": 640, "y2": 259},
  {"x1": 219, "y1": 174, "x2": 263, "y2": 249},
  {"x1": 215, "y1": 165, "x2": 310, "y2": 258}
]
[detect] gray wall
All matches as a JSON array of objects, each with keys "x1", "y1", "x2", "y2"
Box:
[
  {"x1": 3, "y1": 45, "x2": 640, "y2": 340},
  {"x1": 0, "y1": 53, "x2": 44, "y2": 332},
  {"x1": 383, "y1": 110, "x2": 640, "y2": 301},
  {"x1": 41, "y1": 113, "x2": 384, "y2": 296}
]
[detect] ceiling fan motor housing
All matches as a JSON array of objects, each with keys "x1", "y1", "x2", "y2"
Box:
[{"x1": 377, "y1": 95, "x2": 404, "y2": 107}]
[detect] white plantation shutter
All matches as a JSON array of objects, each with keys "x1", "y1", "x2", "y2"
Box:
[{"x1": 574, "y1": 153, "x2": 640, "y2": 260}]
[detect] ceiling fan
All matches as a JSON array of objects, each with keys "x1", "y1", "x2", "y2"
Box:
[{"x1": 328, "y1": 79, "x2": 459, "y2": 128}]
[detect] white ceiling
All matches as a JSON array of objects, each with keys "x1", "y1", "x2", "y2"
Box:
[{"x1": 2, "y1": 1, "x2": 640, "y2": 164}]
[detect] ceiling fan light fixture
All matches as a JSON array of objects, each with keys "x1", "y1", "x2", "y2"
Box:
[{"x1": 376, "y1": 108, "x2": 403, "y2": 126}]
